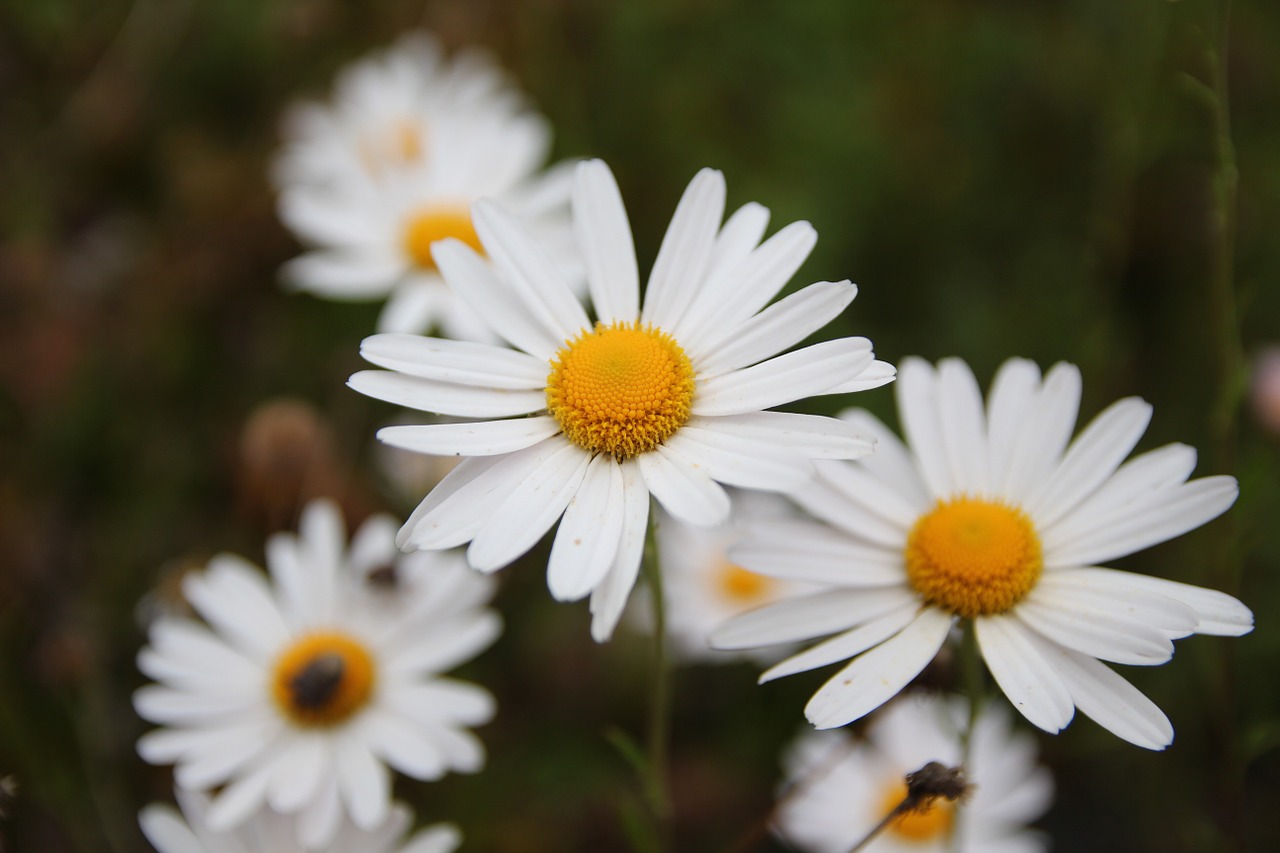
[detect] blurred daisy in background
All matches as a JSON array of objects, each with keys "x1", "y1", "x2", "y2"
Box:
[
  {"x1": 349, "y1": 159, "x2": 894, "y2": 642},
  {"x1": 713, "y1": 357, "x2": 1252, "y2": 749},
  {"x1": 134, "y1": 500, "x2": 500, "y2": 848},
  {"x1": 141, "y1": 788, "x2": 461, "y2": 853},
  {"x1": 275, "y1": 31, "x2": 579, "y2": 337},
  {"x1": 632, "y1": 492, "x2": 811, "y2": 663},
  {"x1": 776, "y1": 694, "x2": 1052, "y2": 853}
]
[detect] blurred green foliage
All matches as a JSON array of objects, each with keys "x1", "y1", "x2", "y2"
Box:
[{"x1": 1, "y1": 0, "x2": 1278, "y2": 850}]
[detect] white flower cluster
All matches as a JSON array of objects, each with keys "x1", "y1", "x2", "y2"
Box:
[{"x1": 134, "y1": 29, "x2": 1254, "y2": 852}]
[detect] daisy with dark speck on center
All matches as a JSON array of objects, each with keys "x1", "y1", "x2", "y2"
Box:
[{"x1": 349, "y1": 159, "x2": 894, "y2": 641}]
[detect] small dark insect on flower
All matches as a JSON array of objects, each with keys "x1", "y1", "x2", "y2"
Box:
[
  {"x1": 903, "y1": 761, "x2": 972, "y2": 810},
  {"x1": 289, "y1": 653, "x2": 346, "y2": 710},
  {"x1": 366, "y1": 563, "x2": 398, "y2": 589}
]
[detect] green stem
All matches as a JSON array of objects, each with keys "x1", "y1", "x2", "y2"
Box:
[
  {"x1": 953, "y1": 623, "x2": 985, "y2": 853},
  {"x1": 642, "y1": 505, "x2": 673, "y2": 843}
]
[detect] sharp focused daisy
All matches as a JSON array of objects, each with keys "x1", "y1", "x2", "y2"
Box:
[
  {"x1": 712, "y1": 357, "x2": 1253, "y2": 749},
  {"x1": 638, "y1": 493, "x2": 813, "y2": 663},
  {"x1": 349, "y1": 159, "x2": 894, "y2": 641},
  {"x1": 776, "y1": 694, "x2": 1052, "y2": 853},
  {"x1": 134, "y1": 500, "x2": 500, "y2": 847},
  {"x1": 141, "y1": 788, "x2": 461, "y2": 853},
  {"x1": 275, "y1": 32, "x2": 579, "y2": 337}
]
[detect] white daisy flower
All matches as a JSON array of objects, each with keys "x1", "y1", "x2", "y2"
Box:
[
  {"x1": 712, "y1": 356, "x2": 1253, "y2": 749},
  {"x1": 637, "y1": 493, "x2": 813, "y2": 663},
  {"x1": 276, "y1": 35, "x2": 578, "y2": 337},
  {"x1": 141, "y1": 788, "x2": 461, "y2": 853},
  {"x1": 273, "y1": 31, "x2": 521, "y2": 190},
  {"x1": 348, "y1": 159, "x2": 895, "y2": 642},
  {"x1": 134, "y1": 500, "x2": 500, "y2": 847},
  {"x1": 776, "y1": 694, "x2": 1052, "y2": 853}
]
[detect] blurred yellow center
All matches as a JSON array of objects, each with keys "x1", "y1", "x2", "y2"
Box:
[
  {"x1": 403, "y1": 207, "x2": 483, "y2": 271},
  {"x1": 714, "y1": 560, "x2": 776, "y2": 604},
  {"x1": 546, "y1": 321, "x2": 695, "y2": 459},
  {"x1": 271, "y1": 632, "x2": 376, "y2": 728},
  {"x1": 877, "y1": 780, "x2": 955, "y2": 842},
  {"x1": 905, "y1": 497, "x2": 1042, "y2": 619}
]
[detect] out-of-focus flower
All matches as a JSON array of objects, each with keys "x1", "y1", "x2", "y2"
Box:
[
  {"x1": 1249, "y1": 345, "x2": 1280, "y2": 436},
  {"x1": 134, "y1": 500, "x2": 500, "y2": 848},
  {"x1": 634, "y1": 493, "x2": 810, "y2": 663},
  {"x1": 714, "y1": 357, "x2": 1252, "y2": 749},
  {"x1": 275, "y1": 31, "x2": 579, "y2": 337},
  {"x1": 349, "y1": 159, "x2": 894, "y2": 642},
  {"x1": 141, "y1": 788, "x2": 461, "y2": 853},
  {"x1": 776, "y1": 694, "x2": 1052, "y2": 853}
]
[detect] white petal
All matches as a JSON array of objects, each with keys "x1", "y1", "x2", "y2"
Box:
[
  {"x1": 1045, "y1": 476, "x2": 1237, "y2": 568},
  {"x1": 759, "y1": 604, "x2": 920, "y2": 682},
  {"x1": 895, "y1": 357, "x2": 951, "y2": 498},
  {"x1": 359, "y1": 710, "x2": 446, "y2": 780},
  {"x1": 838, "y1": 409, "x2": 930, "y2": 509},
  {"x1": 788, "y1": 468, "x2": 906, "y2": 549},
  {"x1": 266, "y1": 734, "x2": 327, "y2": 813},
  {"x1": 205, "y1": 764, "x2": 272, "y2": 832},
  {"x1": 664, "y1": 427, "x2": 813, "y2": 492},
  {"x1": 986, "y1": 357, "x2": 1042, "y2": 493},
  {"x1": 668, "y1": 202, "x2": 770, "y2": 342},
  {"x1": 432, "y1": 238, "x2": 561, "y2": 360},
  {"x1": 572, "y1": 160, "x2": 639, "y2": 323},
  {"x1": 710, "y1": 586, "x2": 917, "y2": 649},
  {"x1": 1063, "y1": 567, "x2": 1253, "y2": 637},
  {"x1": 999, "y1": 362, "x2": 1081, "y2": 506},
  {"x1": 378, "y1": 417, "x2": 561, "y2": 457},
  {"x1": 349, "y1": 370, "x2": 545, "y2": 418},
  {"x1": 547, "y1": 454, "x2": 626, "y2": 600},
  {"x1": 468, "y1": 442, "x2": 592, "y2": 570},
  {"x1": 974, "y1": 614, "x2": 1074, "y2": 734},
  {"x1": 1024, "y1": 397, "x2": 1152, "y2": 528},
  {"x1": 400, "y1": 825, "x2": 464, "y2": 853},
  {"x1": 1020, "y1": 630, "x2": 1173, "y2": 749},
  {"x1": 359, "y1": 334, "x2": 548, "y2": 388},
  {"x1": 398, "y1": 445, "x2": 553, "y2": 550},
  {"x1": 376, "y1": 280, "x2": 446, "y2": 336},
  {"x1": 138, "y1": 804, "x2": 201, "y2": 853},
  {"x1": 182, "y1": 555, "x2": 289, "y2": 660},
  {"x1": 637, "y1": 443, "x2": 730, "y2": 526},
  {"x1": 1013, "y1": 600, "x2": 1175, "y2": 666},
  {"x1": 688, "y1": 411, "x2": 874, "y2": 460},
  {"x1": 691, "y1": 280, "x2": 856, "y2": 376},
  {"x1": 133, "y1": 685, "x2": 257, "y2": 725},
  {"x1": 472, "y1": 199, "x2": 591, "y2": 343},
  {"x1": 730, "y1": 520, "x2": 904, "y2": 586},
  {"x1": 680, "y1": 220, "x2": 817, "y2": 353},
  {"x1": 386, "y1": 679, "x2": 496, "y2": 727},
  {"x1": 385, "y1": 611, "x2": 502, "y2": 675},
  {"x1": 589, "y1": 461, "x2": 650, "y2": 641},
  {"x1": 809, "y1": 458, "x2": 922, "y2": 530},
  {"x1": 298, "y1": 776, "x2": 343, "y2": 849},
  {"x1": 824, "y1": 359, "x2": 897, "y2": 394},
  {"x1": 282, "y1": 250, "x2": 403, "y2": 298},
  {"x1": 336, "y1": 737, "x2": 390, "y2": 830},
  {"x1": 804, "y1": 607, "x2": 953, "y2": 728},
  {"x1": 641, "y1": 168, "x2": 725, "y2": 331},
  {"x1": 936, "y1": 357, "x2": 990, "y2": 495},
  {"x1": 692, "y1": 338, "x2": 873, "y2": 416},
  {"x1": 1029, "y1": 567, "x2": 1199, "y2": 638}
]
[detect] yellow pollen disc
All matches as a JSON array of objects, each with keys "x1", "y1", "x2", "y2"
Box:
[
  {"x1": 271, "y1": 632, "x2": 376, "y2": 728},
  {"x1": 546, "y1": 321, "x2": 695, "y2": 459},
  {"x1": 714, "y1": 559, "x2": 776, "y2": 604},
  {"x1": 403, "y1": 206, "x2": 483, "y2": 271},
  {"x1": 904, "y1": 497, "x2": 1043, "y2": 619},
  {"x1": 877, "y1": 781, "x2": 955, "y2": 843}
]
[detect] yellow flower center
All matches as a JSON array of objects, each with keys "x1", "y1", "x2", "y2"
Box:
[
  {"x1": 876, "y1": 780, "x2": 955, "y2": 843},
  {"x1": 546, "y1": 321, "x2": 695, "y2": 459},
  {"x1": 904, "y1": 497, "x2": 1043, "y2": 619},
  {"x1": 403, "y1": 206, "x2": 483, "y2": 271},
  {"x1": 714, "y1": 559, "x2": 776, "y2": 604},
  {"x1": 271, "y1": 632, "x2": 376, "y2": 728}
]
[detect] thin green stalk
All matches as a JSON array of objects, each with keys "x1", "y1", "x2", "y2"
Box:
[
  {"x1": 641, "y1": 506, "x2": 674, "y2": 842},
  {"x1": 953, "y1": 624, "x2": 986, "y2": 853}
]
